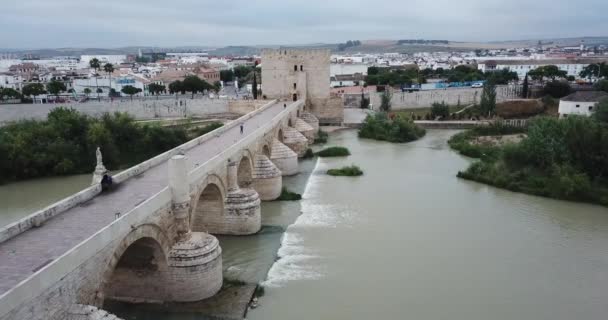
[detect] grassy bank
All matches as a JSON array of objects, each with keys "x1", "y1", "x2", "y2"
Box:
[{"x1": 452, "y1": 115, "x2": 608, "y2": 206}]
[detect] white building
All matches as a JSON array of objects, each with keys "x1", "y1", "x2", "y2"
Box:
[
  {"x1": 80, "y1": 55, "x2": 127, "y2": 66},
  {"x1": 558, "y1": 91, "x2": 608, "y2": 118},
  {"x1": 72, "y1": 76, "x2": 146, "y2": 97},
  {"x1": 0, "y1": 73, "x2": 25, "y2": 90},
  {"x1": 478, "y1": 58, "x2": 608, "y2": 79}
]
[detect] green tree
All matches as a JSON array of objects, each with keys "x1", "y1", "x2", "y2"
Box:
[
  {"x1": 89, "y1": 58, "x2": 101, "y2": 100},
  {"x1": 220, "y1": 70, "x2": 234, "y2": 82},
  {"x1": 103, "y1": 63, "x2": 114, "y2": 94},
  {"x1": 22, "y1": 83, "x2": 46, "y2": 99},
  {"x1": 182, "y1": 75, "x2": 211, "y2": 98},
  {"x1": 592, "y1": 98, "x2": 608, "y2": 123},
  {"x1": 83, "y1": 88, "x2": 91, "y2": 97},
  {"x1": 46, "y1": 80, "x2": 67, "y2": 98},
  {"x1": 148, "y1": 83, "x2": 165, "y2": 95},
  {"x1": 213, "y1": 81, "x2": 221, "y2": 94},
  {"x1": 479, "y1": 82, "x2": 497, "y2": 117},
  {"x1": 580, "y1": 63, "x2": 607, "y2": 80},
  {"x1": 522, "y1": 73, "x2": 529, "y2": 98},
  {"x1": 121, "y1": 85, "x2": 142, "y2": 101},
  {"x1": 0, "y1": 88, "x2": 21, "y2": 100},
  {"x1": 543, "y1": 81, "x2": 571, "y2": 99},
  {"x1": 379, "y1": 88, "x2": 392, "y2": 112},
  {"x1": 529, "y1": 65, "x2": 567, "y2": 83},
  {"x1": 169, "y1": 80, "x2": 183, "y2": 95},
  {"x1": 594, "y1": 80, "x2": 608, "y2": 93}
]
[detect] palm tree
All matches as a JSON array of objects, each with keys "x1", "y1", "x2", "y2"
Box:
[
  {"x1": 89, "y1": 58, "x2": 101, "y2": 101},
  {"x1": 104, "y1": 63, "x2": 114, "y2": 96}
]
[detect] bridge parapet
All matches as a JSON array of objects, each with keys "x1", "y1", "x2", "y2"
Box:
[{"x1": 0, "y1": 99, "x2": 284, "y2": 245}]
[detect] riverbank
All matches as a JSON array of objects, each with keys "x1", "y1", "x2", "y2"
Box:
[{"x1": 450, "y1": 117, "x2": 608, "y2": 207}]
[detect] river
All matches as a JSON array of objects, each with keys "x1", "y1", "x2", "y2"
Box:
[{"x1": 3, "y1": 129, "x2": 608, "y2": 320}]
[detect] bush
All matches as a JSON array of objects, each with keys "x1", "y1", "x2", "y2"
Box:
[
  {"x1": 327, "y1": 165, "x2": 363, "y2": 176},
  {"x1": 302, "y1": 148, "x2": 314, "y2": 159},
  {"x1": 313, "y1": 130, "x2": 328, "y2": 144},
  {"x1": 430, "y1": 102, "x2": 450, "y2": 119},
  {"x1": 453, "y1": 115, "x2": 608, "y2": 206},
  {"x1": 543, "y1": 81, "x2": 572, "y2": 99},
  {"x1": 358, "y1": 112, "x2": 426, "y2": 143},
  {"x1": 315, "y1": 146, "x2": 351, "y2": 157},
  {"x1": 275, "y1": 187, "x2": 302, "y2": 201}
]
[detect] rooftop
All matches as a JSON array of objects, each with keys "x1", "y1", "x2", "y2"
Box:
[{"x1": 561, "y1": 91, "x2": 608, "y2": 102}]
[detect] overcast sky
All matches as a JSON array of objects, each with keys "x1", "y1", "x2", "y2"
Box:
[{"x1": 1, "y1": 0, "x2": 607, "y2": 49}]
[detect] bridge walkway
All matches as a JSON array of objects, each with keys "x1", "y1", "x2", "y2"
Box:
[{"x1": 0, "y1": 102, "x2": 286, "y2": 295}]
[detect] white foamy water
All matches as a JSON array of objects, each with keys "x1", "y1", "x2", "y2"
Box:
[{"x1": 263, "y1": 159, "x2": 325, "y2": 287}]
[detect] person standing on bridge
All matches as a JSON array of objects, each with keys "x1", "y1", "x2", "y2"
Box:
[{"x1": 240, "y1": 123, "x2": 244, "y2": 134}]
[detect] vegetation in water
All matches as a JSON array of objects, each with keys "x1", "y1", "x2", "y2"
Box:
[
  {"x1": 313, "y1": 129, "x2": 328, "y2": 144},
  {"x1": 448, "y1": 122, "x2": 526, "y2": 159},
  {"x1": 315, "y1": 146, "x2": 351, "y2": 157},
  {"x1": 275, "y1": 187, "x2": 302, "y2": 201},
  {"x1": 0, "y1": 107, "x2": 190, "y2": 184},
  {"x1": 452, "y1": 102, "x2": 608, "y2": 206},
  {"x1": 327, "y1": 165, "x2": 364, "y2": 177},
  {"x1": 302, "y1": 148, "x2": 315, "y2": 159},
  {"x1": 358, "y1": 112, "x2": 426, "y2": 143}
]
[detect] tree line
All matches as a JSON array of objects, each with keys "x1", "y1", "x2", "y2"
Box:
[{"x1": 0, "y1": 108, "x2": 190, "y2": 184}]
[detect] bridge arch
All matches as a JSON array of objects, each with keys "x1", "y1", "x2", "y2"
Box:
[
  {"x1": 236, "y1": 149, "x2": 254, "y2": 188},
  {"x1": 191, "y1": 174, "x2": 226, "y2": 233},
  {"x1": 98, "y1": 224, "x2": 171, "y2": 305},
  {"x1": 261, "y1": 144, "x2": 271, "y2": 157},
  {"x1": 277, "y1": 128, "x2": 284, "y2": 143}
]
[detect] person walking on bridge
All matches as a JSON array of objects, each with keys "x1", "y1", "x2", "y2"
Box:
[{"x1": 240, "y1": 123, "x2": 244, "y2": 134}]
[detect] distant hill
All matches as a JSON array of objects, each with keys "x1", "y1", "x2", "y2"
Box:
[{"x1": 2, "y1": 36, "x2": 607, "y2": 58}]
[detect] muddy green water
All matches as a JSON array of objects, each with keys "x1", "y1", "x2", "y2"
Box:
[{"x1": 4, "y1": 129, "x2": 608, "y2": 320}]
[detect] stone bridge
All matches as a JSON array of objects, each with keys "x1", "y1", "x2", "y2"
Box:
[{"x1": 0, "y1": 100, "x2": 319, "y2": 320}]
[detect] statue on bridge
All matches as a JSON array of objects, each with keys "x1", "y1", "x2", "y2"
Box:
[{"x1": 91, "y1": 147, "x2": 109, "y2": 187}]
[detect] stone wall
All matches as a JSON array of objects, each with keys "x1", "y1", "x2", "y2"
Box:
[
  {"x1": 228, "y1": 100, "x2": 273, "y2": 115},
  {"x1": 0, "y1": 98, "x2": 229, "y2": 125},
  {"x1": 365, "y1": 85, "x2": 522, "y2": 110}
]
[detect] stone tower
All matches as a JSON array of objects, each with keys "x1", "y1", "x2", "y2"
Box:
[{"x1": 261, "y1": 49, "x2": 343, "y2": 125}]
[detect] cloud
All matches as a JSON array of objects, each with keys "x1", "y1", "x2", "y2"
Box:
[{"x1": 1, "y1": 0, "x2": 607, "y2": 48}]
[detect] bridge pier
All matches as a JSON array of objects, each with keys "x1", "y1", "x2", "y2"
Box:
[
  {"x1": 217, "y1": 160, "x2": 262, "y2": 235},
  {"x1": 283, "y1": 126, "x2": 309, "y2": 157},
  {"x1": 270, "y1": 138, "x2": 299, "y2": 176},
  {"x1": 300, "y1": 111, "x2": 320, "y2": 133},
  {"x1": 295, "y1": 118, "x2": 315, "y2": 143},
  {"x1": 251, "y1": 154, "x2": 282, "y2": 200}
]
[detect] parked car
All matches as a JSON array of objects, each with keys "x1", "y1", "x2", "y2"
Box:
[{"x1": 471, "y1": 83, "x2": 484, "y2": 88}]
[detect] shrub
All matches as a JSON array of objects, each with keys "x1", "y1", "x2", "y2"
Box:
[
  {"x1": 275, "y1": 187, "x2": 302, "y2": 201},
  {"x1": 358, "y1": 112, "x2": 425, "y2": 143},
  {"x1": 313, "y1": 130, "x2": 328, "y2": 144},
  {"x1": 430, "y1": 102, "x2": 450, "y2": 119},
  {"x1": 543, "y1": 81, "x2": 572, "y2": 99},
  {"x1": 315, "y1": 146, "x2": 351, "y2": 157},
  {"x1": 327, "y1": 165, "x2": 363, "y2": 176},
  {"x1": 302, "y1": 148, "x2": 315, "y2": 159}
]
